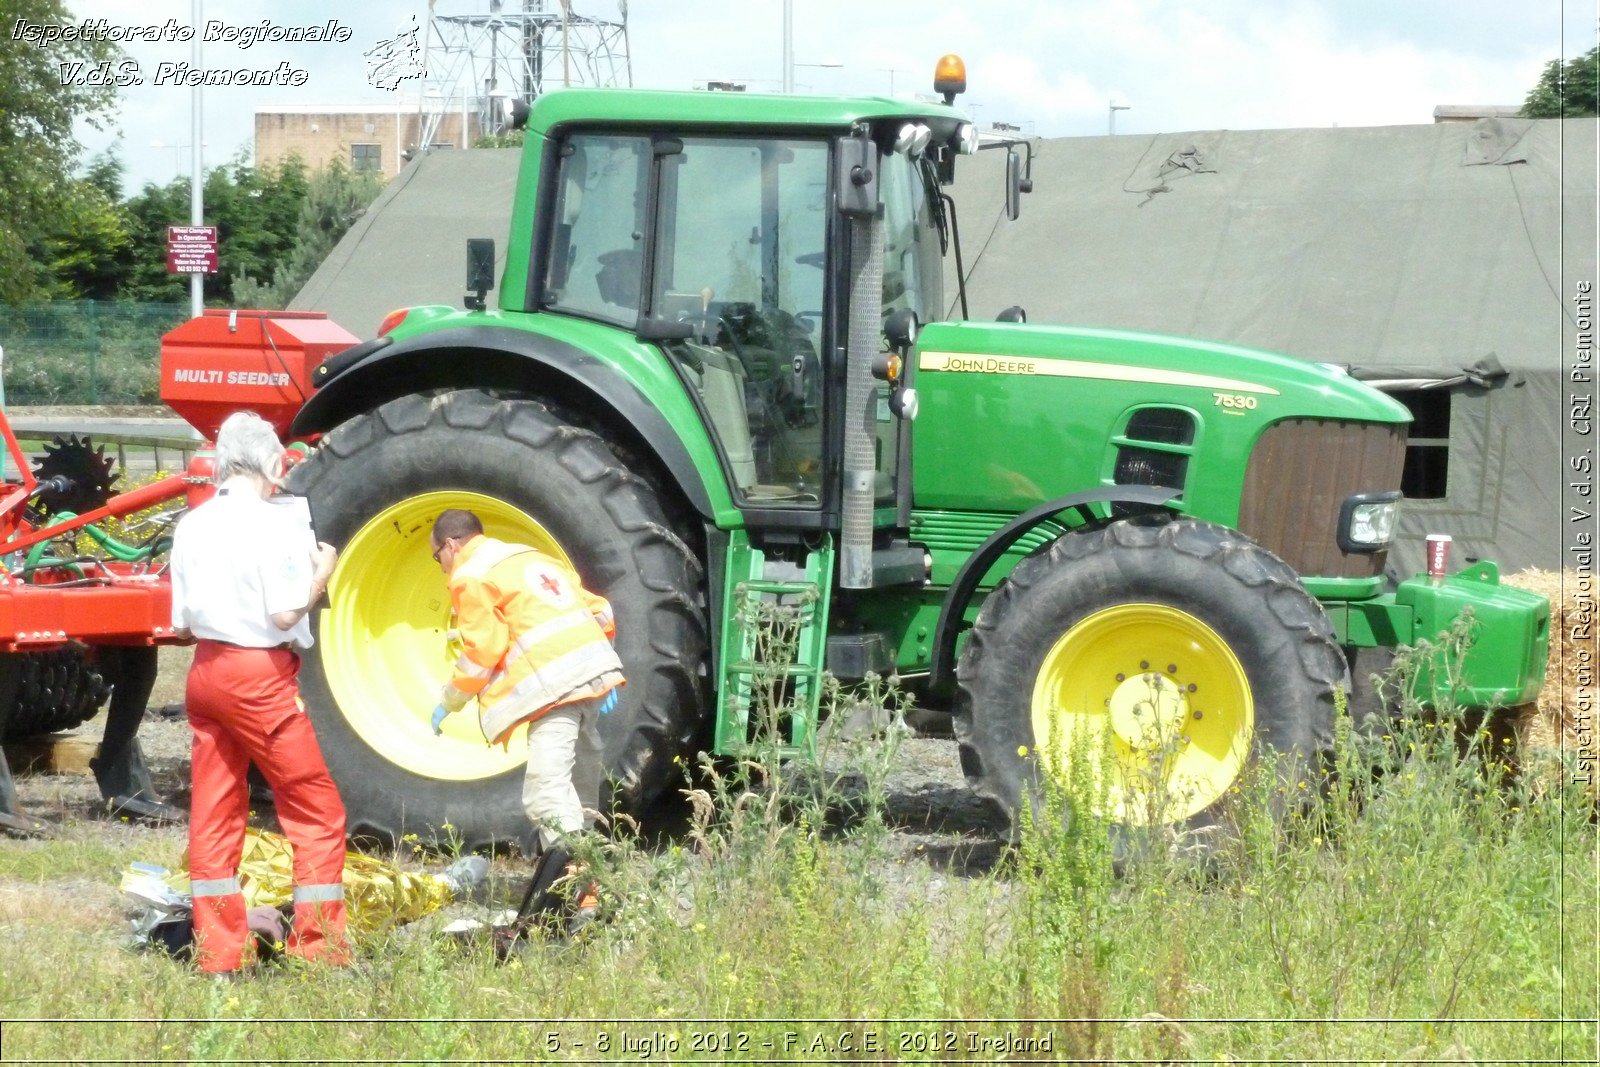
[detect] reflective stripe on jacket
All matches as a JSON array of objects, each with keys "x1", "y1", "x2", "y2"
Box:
[{"x1": 443, "y1": 536, "x2": 623, "y2": 745}]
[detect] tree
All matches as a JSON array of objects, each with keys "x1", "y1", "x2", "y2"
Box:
[
  {"x1": 119, "y1": 175, "x2": 193, "y2": 304},
  {"x1": 119, "y1": 156, "x2": 379, "y2": 307},
  {"x1": 474, "y1": 131, "x2": 525, "y2": 148},
  {"x1": 234, "y1": 160, "x2": 382, "y2": 309},
  {"x1": 0, "y1": 1, "x2": 122, "y2": 300},
  {"x1": 1522, "y1": 45, "x2": 1599, "y2": 118},
  {"x1": 204, "y1": 153, "x2": 310, "y2": 298},
  {"x1": 32, "y1": 162, "x2": 132, "y2": 299}
]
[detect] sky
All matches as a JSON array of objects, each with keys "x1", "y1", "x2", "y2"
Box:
[{"x1": 60, "y1": 0, "x2": 1599, "y2": 195}]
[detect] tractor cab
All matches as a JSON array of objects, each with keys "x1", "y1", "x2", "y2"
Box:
[{"x1": 521, "y1": 86, "x2": 982, "y2": 545}]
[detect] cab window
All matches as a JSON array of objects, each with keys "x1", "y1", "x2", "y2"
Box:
[
  {"x1": 543, "y1": 134, "x2": 650, "y2": 326},
  {"x1": 651, "y1": 136, "x2": 829, "y2": 505},
  {"x1": 872, "y1": 153, "x2": 945, "y2": 501}
]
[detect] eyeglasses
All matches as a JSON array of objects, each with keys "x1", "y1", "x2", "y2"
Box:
[{"x1": 432, "y1": 539, "x2": 451, "y2": 563}]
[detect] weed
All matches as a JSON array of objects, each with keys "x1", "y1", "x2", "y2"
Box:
[{"x1": 0, "y1": 609, "x2": 1592, "y2": 1062}]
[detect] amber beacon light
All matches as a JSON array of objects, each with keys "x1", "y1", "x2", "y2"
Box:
[{"x1": 934, "y1": 54, "x2": 967, "y2": 103}]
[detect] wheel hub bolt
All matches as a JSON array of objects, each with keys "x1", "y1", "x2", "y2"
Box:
[
  {"x1": 1116, "y1": 672, "x2": 1126, "y2": 681},
  {"x1": 1167, "y1": 664, "x2": 1177, "y2": 674},
  {"x1": 1193, "y1": 710, "x2": 1203, "y2": 720},
  {"x1": 1140, "y1": 660, "x2": 1150, "y2": 669},
  {"x1": 1187, "y1": 683, "x2": 1197, "y2": 693}
]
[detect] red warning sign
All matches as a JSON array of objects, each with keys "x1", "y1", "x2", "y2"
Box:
[{"x1": 166, "y1": 225, "x2": 218, "y2": 274}]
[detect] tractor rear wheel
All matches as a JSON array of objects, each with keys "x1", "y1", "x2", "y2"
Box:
[
  {"x1": 287, "y1": 390, "x2": 707, "y2": 850},
  {"x1": 954, "y1": 518, "x2": 1344, "y2": 839}
]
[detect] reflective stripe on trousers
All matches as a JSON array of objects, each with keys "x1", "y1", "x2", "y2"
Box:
[{"x1": 293, "y1": 883, "x2": 344, "y2": 903}]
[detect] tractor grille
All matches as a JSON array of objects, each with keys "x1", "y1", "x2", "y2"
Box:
[
  {"x1": 909, "y1": 511, "x2": 1065, "y2": 556},
  {"x1": 1238, "y1": 419, "x2": 1407, "y2": 578}
]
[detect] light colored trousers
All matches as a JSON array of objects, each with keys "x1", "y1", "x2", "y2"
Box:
[{"x1": 522, "y1": 696, "x2": 604, "y2": 852}]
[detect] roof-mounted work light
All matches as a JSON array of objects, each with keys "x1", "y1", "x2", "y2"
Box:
[{"x1": 893, "y1": 122, "x2": 932, "y2": 157}]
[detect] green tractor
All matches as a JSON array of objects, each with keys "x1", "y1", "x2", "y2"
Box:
[{"x1": 286, "y1": 66, "x2": 1549, "y2": 849}]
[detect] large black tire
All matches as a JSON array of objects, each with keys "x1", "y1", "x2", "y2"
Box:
[
  {"x1": 954, "y1": 518, "x2": 1345, "y2": 837},
  {"x1": 287, "y1": 389, "x2": 708, "y2": 850}
]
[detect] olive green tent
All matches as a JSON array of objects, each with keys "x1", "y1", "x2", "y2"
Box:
[
  {"x1": 949, "y1": 118, "x2": 1597, "y2": 574},
  {"x1": 293, "y1": 118, "x2": 1597, "y2": 575},
  {"x1": 292, "y1": 148, "x2": 521, "y2": 339}
]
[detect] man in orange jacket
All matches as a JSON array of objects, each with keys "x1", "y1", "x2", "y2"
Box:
[{"x1": 429, "y1": 509, "x2": 624, "y2": 921}]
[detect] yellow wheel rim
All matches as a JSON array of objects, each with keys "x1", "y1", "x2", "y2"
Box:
[
  {"x1": 319, "y1": 490, "x2": 572, "y2": 781},
  {"x1": 1029, "y1": 603, "x2": 1253, "y2": 824}
]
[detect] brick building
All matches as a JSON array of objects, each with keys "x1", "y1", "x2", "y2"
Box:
[
  {"x1": 1431, "y1": 104, "x2": 1522, "y2": 123},
  {"x1": 254, "y1": 103, "x2": 484, "y2": 180}
]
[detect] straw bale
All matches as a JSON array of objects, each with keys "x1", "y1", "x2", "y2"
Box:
[{"x1": 1503, "y1": 569, "x2": 1595, "y2": 760}]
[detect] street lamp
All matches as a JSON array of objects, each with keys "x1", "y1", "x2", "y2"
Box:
[
  {"x1": 782, "y1": 0, "x2": 793, "y2": 93},
  {"x1": 782, "y1": 1, "x2": 844, "y2": 93},
  {"x1": 1109, "y1": 100, "x2": 1131, "y2": 135},
  {"x1": 793, "y1": 60, "x2": 842, "y2": 92},
  {"x1": 189, "y1": 0, "x2": 204, "y2": 318},
  {"x1": 878, "y1": 67, "x2": 910, "y2": 96},
  {"x1": 149, "y1": 140, "x2": 209, "y2": 179}
]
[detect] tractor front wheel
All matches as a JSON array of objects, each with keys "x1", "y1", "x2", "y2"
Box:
[
  {"x1": 287, "y1": 390, "x2": 707, "y2": 850},
  {"x1": 954, "y1": 518, "x2": 1344, "y2": 838}
]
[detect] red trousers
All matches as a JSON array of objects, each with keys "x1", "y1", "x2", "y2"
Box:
[{"x1": 186, "y1": 642, "x2": 350, "y2": 972}]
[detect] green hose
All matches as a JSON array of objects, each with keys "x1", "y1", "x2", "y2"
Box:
[
  {"x1": 21, "y1": 510, "x2": 162, "y2": 579},
  {"x1": 77, "y1": 522, "x2": 156, "y2": 562},
  {"x1": 20, "y1": 556, "x2": 86, "y2": 580},
  {"x1": 41, "y1": 510, "x2": 155, "y2": 562}
]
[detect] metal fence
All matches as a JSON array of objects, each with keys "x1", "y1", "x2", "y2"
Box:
[{"x1": 0, "y1": 301, "x2": 187, "y2": 406}]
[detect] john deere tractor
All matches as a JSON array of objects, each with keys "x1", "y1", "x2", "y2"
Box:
[{"x1": 285, "y1": 62, "x2": 1548, "y2": 849}]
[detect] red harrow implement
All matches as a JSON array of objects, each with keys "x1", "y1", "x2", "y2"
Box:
[{"x1": 0, "y1": 310, "x2": 355, "y2": 834}]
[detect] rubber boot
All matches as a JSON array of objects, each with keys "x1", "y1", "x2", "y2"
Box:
[
  {"x1": 520, "y1": 840, "x2": 600, "y2": 939},
  {"x1": 0, "y1": 653, "x2": 50, "y2": 836},
  {"x1": 514, "y1": 845, "x2": 574, "y2": 925},
  {"x1": 492, "y1": 844, "x2": 573, "y2": 961},
  {"x1": 0, "y1": 745, "x2": 49, "y2": 837},
  {"x1": 90, "y1": 647, "x2": 181, "y2": 823}
]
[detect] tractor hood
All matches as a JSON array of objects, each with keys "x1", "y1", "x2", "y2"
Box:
[
  {"x1": 914, "y1": 321, "x2": 1411, "y2": 420},
  {"x1": 909, "y1": 320, "x2": 1411, "y2": 519}
]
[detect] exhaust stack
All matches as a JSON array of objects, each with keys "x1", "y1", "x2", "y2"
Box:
[{"x1": 838, "y1": 131, "x2": 883, "y2": 589}]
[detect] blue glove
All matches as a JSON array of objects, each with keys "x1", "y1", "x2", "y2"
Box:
[
  {"x1": 431, "y1": 703, "x2": 450, "y2": 736},
  {"x1": 599, "y1": 690, "x2": 619, "y2": 715}
]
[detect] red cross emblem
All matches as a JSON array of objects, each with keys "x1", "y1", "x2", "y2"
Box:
[{"x1": 526, "y1": 562, "x2": 576, "y2": 607}]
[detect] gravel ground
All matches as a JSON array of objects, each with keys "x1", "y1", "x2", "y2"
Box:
[{"x1": 6, "y1": 648, "x2": 1009, "y2": 883}]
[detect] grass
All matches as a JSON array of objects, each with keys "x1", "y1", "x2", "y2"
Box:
[{"x1": 0, "y1": 649, "x2": 1595, "y2": 1063}]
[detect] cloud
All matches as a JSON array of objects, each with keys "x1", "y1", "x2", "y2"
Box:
[
  {"x1": 62, "y1": 0, "x2": 1583, "y2": 190},
  {"x1": 857, "y1": 0, "x2": 1558, "y2": 134}
]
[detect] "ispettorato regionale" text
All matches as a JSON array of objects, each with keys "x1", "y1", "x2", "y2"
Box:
[{"x1": 12, "y1": 18, "x2": 352, "y2": 50}]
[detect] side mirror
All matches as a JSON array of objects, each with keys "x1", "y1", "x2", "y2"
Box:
[
  {"x1": 836, "y1": 132, "x2": 880, "y2": 217},
  {"x1": 497, "y1": 96, "x2": 530, "y2": 132},
  {"x1": 1005, "y1": 150, "x2": 1022, "y2": 220},
  {"x1": 996, "y1": 305, "x2": 1027, "y2": 324},
  {"x1": 465, "y1": 238, "x2": 495, "y2": 311}
]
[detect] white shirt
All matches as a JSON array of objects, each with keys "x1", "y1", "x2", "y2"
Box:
[{"x1": 169, "y1": 489, "x2": 319, "y2": 650}]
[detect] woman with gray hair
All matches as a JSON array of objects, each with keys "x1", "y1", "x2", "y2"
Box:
[{"x1": 169, "y1": 411, "x2": 351, "y2": 974}]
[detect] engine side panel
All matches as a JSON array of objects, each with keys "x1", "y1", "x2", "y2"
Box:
[{"x1": 909, "y1": 320, "x2": 1412, "y2": 576}]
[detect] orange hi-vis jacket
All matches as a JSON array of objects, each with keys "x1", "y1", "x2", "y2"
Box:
[{"x1": 441, "y1": 535, "x2": 624, "y2": 746}]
